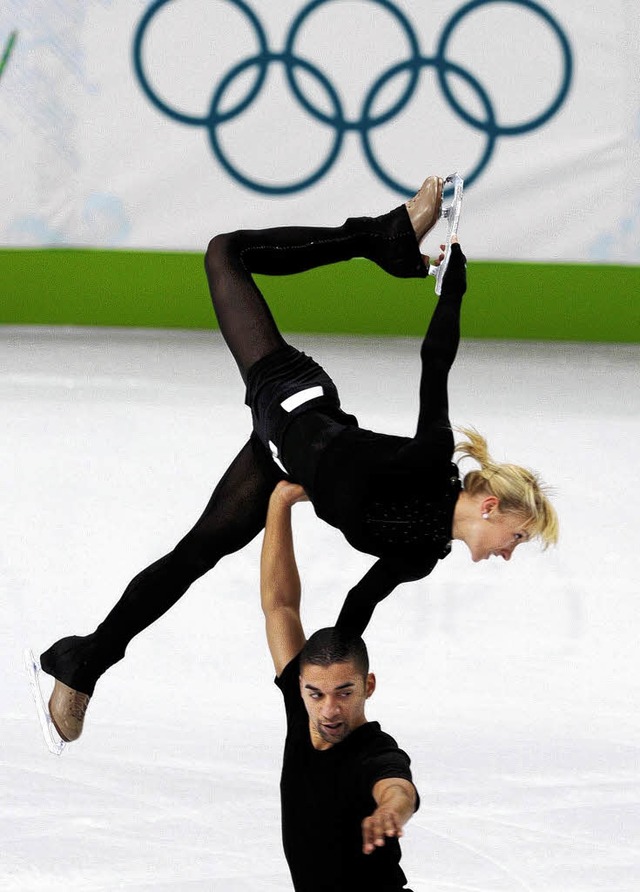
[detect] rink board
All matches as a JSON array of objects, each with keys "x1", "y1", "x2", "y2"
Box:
[{"x1": 1, "y1": 248, "x2": 638, "y2": 342}]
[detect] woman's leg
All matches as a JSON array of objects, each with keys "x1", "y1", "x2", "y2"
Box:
[
  {"x1": 204, "y1": 204, "x2": 429, "y2": 383},
  {"x1": 40, "y1": 435, "x2": 280, "y2": 697}
]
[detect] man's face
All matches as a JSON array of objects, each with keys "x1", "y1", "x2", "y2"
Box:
[{"x1": 299, "y1": 659, "x2": 375, "y2": 750}]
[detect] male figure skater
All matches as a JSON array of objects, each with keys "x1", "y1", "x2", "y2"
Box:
[{"x1": 260, "y1": 480, "x2": 418, "y2": 891}]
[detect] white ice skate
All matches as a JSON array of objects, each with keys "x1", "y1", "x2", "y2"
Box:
[
  {"x1": 24, "y1": 648, "x2": 66, "y2": 755},
  {"x1": 428, "y1": 172, "x2": 464, "y2": 295}
]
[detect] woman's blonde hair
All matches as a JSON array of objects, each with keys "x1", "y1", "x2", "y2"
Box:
[{"x1": 455, "y1": 427, "x2": 559, "y2": 548}]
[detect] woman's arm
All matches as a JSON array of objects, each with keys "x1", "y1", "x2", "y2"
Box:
[
  {"x1": 414, "y1": 240, "x2": 467, "y2": 437},
  {"x1": 335, "y1": 559, "x2": 410, "y2": 637}
]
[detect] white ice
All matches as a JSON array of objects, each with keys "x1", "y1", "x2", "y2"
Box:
[{"x1": 1, "y1": 325, "x2": 639, "y2": 891}]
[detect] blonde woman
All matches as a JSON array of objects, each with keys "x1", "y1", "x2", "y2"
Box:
[
  {"x1": 336, "y1": 423, "x2": 558, "y2": 634},
  {"x1": 39, "y1": 177, "x2": 557, "y2": 742}
]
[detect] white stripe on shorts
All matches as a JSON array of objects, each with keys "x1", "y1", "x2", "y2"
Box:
[{"x1": 280, "y1": 385, "x2": 324, "y2": 413}]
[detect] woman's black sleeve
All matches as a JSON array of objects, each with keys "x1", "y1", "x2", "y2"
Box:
[
  {"x1": 335, "y1": 559, "x2": 418, "y2": 638},
  {"x1": 414, "y1": 243, "x2": 467, "y2": 437}
]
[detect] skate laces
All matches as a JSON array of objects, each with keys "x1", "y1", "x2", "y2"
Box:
[{"x1": 67, "y1": 689, "x2": 89, "y2": 721}]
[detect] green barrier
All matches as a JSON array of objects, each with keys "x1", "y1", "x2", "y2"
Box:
[{"x1": 1, "y1": 247, "x2": 638, "y2": 341}]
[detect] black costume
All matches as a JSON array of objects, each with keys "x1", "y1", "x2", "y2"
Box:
[
  {"x1": 40, "y1": 205, "x2": 466, "y2": 695},
  {"x1": 277, "y1": 654, "x2": 417, "y2": 891}
]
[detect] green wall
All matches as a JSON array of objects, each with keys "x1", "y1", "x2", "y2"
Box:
[{"x1": 1, "y1": 247, "x2": 638, "y2": 340}]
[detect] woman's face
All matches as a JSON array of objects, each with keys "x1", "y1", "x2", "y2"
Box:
[{"x1": 468, "y1": 507, "x2": 531, "y2": 563}]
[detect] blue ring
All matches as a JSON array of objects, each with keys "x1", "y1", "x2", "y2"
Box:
[
  {"x1": 436, "y1": 0, "x2": 573, "y2": 136},
  {"x1": 284, "y1": 0, "x2": 421, "y2": 129},
  {"x1": 132, "y1": 0, "x2": 269, "y2": 126},
  {"x1": 361, "y1": 56, "x2": 497, "y2": 196}
]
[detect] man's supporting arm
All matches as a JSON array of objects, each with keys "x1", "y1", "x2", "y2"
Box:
[
  {"x1": 260, "y1": 481, "x2": 308, "y2": 676},
  {"x1": 361, "y1": 778, "x2": 417, "y2": 855}
]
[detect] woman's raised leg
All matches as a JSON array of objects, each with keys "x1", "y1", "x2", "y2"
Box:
[{"x1": 204, "y1": 179, "x2": 442, "y2": 382}]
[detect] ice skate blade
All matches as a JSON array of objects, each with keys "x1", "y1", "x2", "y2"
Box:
[
  {"x1": 428, "y1": 172, "x2": 464, "y2": 295},
  {"x1": 24, "y1": 648, "x2": 66, "y2": 755}
]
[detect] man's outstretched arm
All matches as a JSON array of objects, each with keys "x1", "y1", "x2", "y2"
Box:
[
  {"x1": 260, "y1": 481, "x2": 309, "y2": 677},
  {"x1": 362, "y1": 778, "x2": 417, "y2": 855}
]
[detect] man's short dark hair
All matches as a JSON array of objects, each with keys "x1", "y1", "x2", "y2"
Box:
[{"x1": 300, "y1": 627, "x2": 369, "y2": 678}]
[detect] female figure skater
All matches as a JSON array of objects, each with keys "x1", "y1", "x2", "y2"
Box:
[{"x1": 40, "y1": 177, "x2": 558, "y2": 742}]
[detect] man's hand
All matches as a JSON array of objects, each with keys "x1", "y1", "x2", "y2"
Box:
[
  {"x1": 362, "y1": 778, "x2": 417, "y2": 854},
  {"x1": 362, "y1": 804, "x2": 406, "y2": 854},
  {"x1": 271, "y1": 480, "x2": 309, "y2": 509}
]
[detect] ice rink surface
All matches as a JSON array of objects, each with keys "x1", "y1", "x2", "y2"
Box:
[{"x1": 1, "y1": 325, "x2": 639, "y2": 891}]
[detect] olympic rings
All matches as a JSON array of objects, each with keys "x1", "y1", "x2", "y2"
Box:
[{"x1": 132, "y1": 0, "x2": 573, "y2": 196}]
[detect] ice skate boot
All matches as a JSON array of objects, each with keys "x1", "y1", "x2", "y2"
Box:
[
  {"x1": 427, "y1": 172, "x2": 465, "y2": 295},
  {"x1": 48, "y1": 679, "x2": 90, "y2": 742},
  {"x1": 27, "y1": 633, "x2": 103, "y2": 753},
  {"x1": 405, "y1": 175, "x2": 444, "y2": 242}
]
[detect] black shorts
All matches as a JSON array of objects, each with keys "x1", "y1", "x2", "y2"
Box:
[{"x1": 245, "y1": 345, "x2": 357, "y2": 483}]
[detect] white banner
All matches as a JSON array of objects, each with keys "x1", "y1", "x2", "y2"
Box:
[{"x1": 2, "y1": 0, "x2": 639, "y2": 262}]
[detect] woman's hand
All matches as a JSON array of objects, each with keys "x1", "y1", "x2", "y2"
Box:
[{"x1": 423, "y1": 235, "x2": 462, "y2": 269}]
